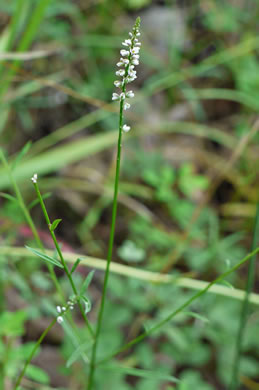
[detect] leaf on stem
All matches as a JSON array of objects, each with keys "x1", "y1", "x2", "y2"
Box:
[
  {"x1": 25, "y1": 245, "x2": 64, "y2": 269},
  {"x1": 28, "y1": 192, "x2": 52, "y2": 210},
  {"x1": 70, "y1": 258, "x2": 81, "y2": 274},
  {"x1": 182, "y1": 311, "x2": 210, "y2": 323},
  {"x1": 50, "y1": 218, "x2": 62, "y2": 231}
]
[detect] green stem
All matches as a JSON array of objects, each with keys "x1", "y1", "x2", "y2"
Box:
[
  {"x1": 87, "y1": 97, "x2": 124, "y2": 389},
  {"x1": 33, "y1": 182, "x2": 94, "y2": 338},
  {"x1": 229, "y1": 201, "x2": 259, "y2": 390},
  {"x1": 14, "y1": 318, "x2": 56, "y2": 389},
  {"x1": 97, "y1": 246, "x2": 259, "y2": 366}
]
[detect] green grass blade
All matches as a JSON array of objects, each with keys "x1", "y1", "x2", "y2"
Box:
[{"x1": 230, "y1": 201, "x2": 259, "y2": 389}]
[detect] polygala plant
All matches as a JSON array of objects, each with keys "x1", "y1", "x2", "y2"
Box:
[
  {"x1": 14, "y1": 17, "x2": 142, "y2": 389},
  {"x1": 9, "y1": 14, "x2": 257, "y2": 390},
  {"x1": 87, "y1": 16, "x2": 141, "y2": 389}
]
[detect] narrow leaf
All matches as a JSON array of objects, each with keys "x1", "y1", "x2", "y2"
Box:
[
  {"x1": 28, "y1": 192, "x2": 52, "y2": 210},
  {"x1": 70, "y1": 258, "x2": 81, "y2": 275},
  {"x1": 25, "y1": 246, "x2": 63, "y2": 269},
  {"x1": 80, "y1": 270, "x2": 95, "y2": 296},
  {"x1": 218, "y1": 280, "x2": 234, "y2": 289},
  {"x1": 66, "y1": 340, "x2": 93, "y2": 368},
  {"x1": 183, "y1": 311, "x2": 210, "y2": 323},
  {"x1": 103, "y1": 365, "x2": 179, "y2": 383},
  {"x1": 50, "y1": 219, "x2": 62, "y2": 231}
]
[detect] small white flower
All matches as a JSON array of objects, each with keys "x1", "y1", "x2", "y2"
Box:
[
  {"x1": 135, "y1": 42, "x2": 141, "y2": 46},
  {"x1": 129, "y1": 32, "x2": 132, "y2": 37},
  {"x1": 136, "y1": 32, "x2": 140, "y2": 36},
  {"x1": 116, "y1": 69, "x2": 125, "y2": 76},
  {"x1": 121, "y1": 58, "x2": 129, "y2": 65},
  {"x1": 132, "y1": 59, "x2": 139, "y2": 65},
  {"x1": 117, "y1": 61, "x2": 124, "y2": 67},
  {"x1": 122, "y1": 39, "x2": 131, "y2": 46},
  {"x1": 126, "y1": 90, "x2": 134, "y2": 98},
  {"x1": 57, "y1": 306, "x2": 61, "y2": 313},
  {"x1": 129, "y1": 70, "x2": 136, "y2": 78},
  {"x1": 31, "y1": 173, "x2": 37, "y2": 184},
  {"x1": 133, "y1": 54, "x2": 139, "y2": 59},
  {"x1": 131, "y1": 47, "x2": 140, "y2": 54},
  {"x1": 114, "y1": 80, "x2": 122, "y2": 87},
  {"x1": 120, "y1": 92, "x2": 125, "y2": 100},
  {"x1": 120, "y1": 49, "x2": 129, "y2": 56},
  {"x1": 57, "y1": 316, "x2": 63, "y2": 324},
  {"x1": 123, "y1": 124, "x2": 131, "y2": 132},
  {"x1": 112, "y1": 92, "x2": 120, "y2": 100},
  {"x1": 124, "y1": 102, "x2": 131, "y2": 110},
  {"x1": 62, "y1": 306, "x2": 66, "y2": 312}
]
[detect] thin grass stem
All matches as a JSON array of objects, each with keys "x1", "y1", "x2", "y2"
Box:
[
  {"x1": 14, "y1": 318, "x2": 56, "y2": 389},
  {"x1": 229, "y1": 201, "x2": 259, "y2": 390}
]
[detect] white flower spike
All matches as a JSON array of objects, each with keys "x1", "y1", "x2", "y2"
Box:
[
  {"x1": 31, "y1": 173, "x2": 38, "y2": 183},
  {"x1": 112, "y1": 17, "x2": 141, "y2": 134}
]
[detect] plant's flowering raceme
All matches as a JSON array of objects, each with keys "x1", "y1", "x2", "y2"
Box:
[
  {"x1": 56, "y1": 298, "x2": 76, "y2": 325},
  {"x1": 113, "y1": 17, "x2": 141, "y2": 133},
  {"x1": 31, "y1": 173, "x2": 38, "y2": 183}
]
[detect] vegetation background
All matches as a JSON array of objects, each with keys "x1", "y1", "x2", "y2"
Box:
[{"x1": 0, "y1": 0, "x2": 259, "y2": 389}]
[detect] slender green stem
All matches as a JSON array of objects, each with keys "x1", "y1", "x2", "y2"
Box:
[
  {"x1": 87, "y1": 19, "x2": 141, "y2": 388},
  {"x1": 33, "y1": 182, "x2": 94, "y2": 338},
  {"x1": 97, "y1": 246, "x2": 259, "y2": 366},
  {"x1": 229, "y1": 201, "x2": 259, "y2": 390},
  {"x1": 14, "y1": 318, "x2": 56, "y2": 389},
  {"x1": 1, "y1": 150, "x2": 94, "y2": 387},
  {"x1": 87, "y1": 97, "x2": 124, "y2": 389}
]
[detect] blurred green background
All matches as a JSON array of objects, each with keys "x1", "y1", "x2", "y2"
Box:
[{"x1": 0, "y1": 0, "x2": 259, "y2": 389}]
